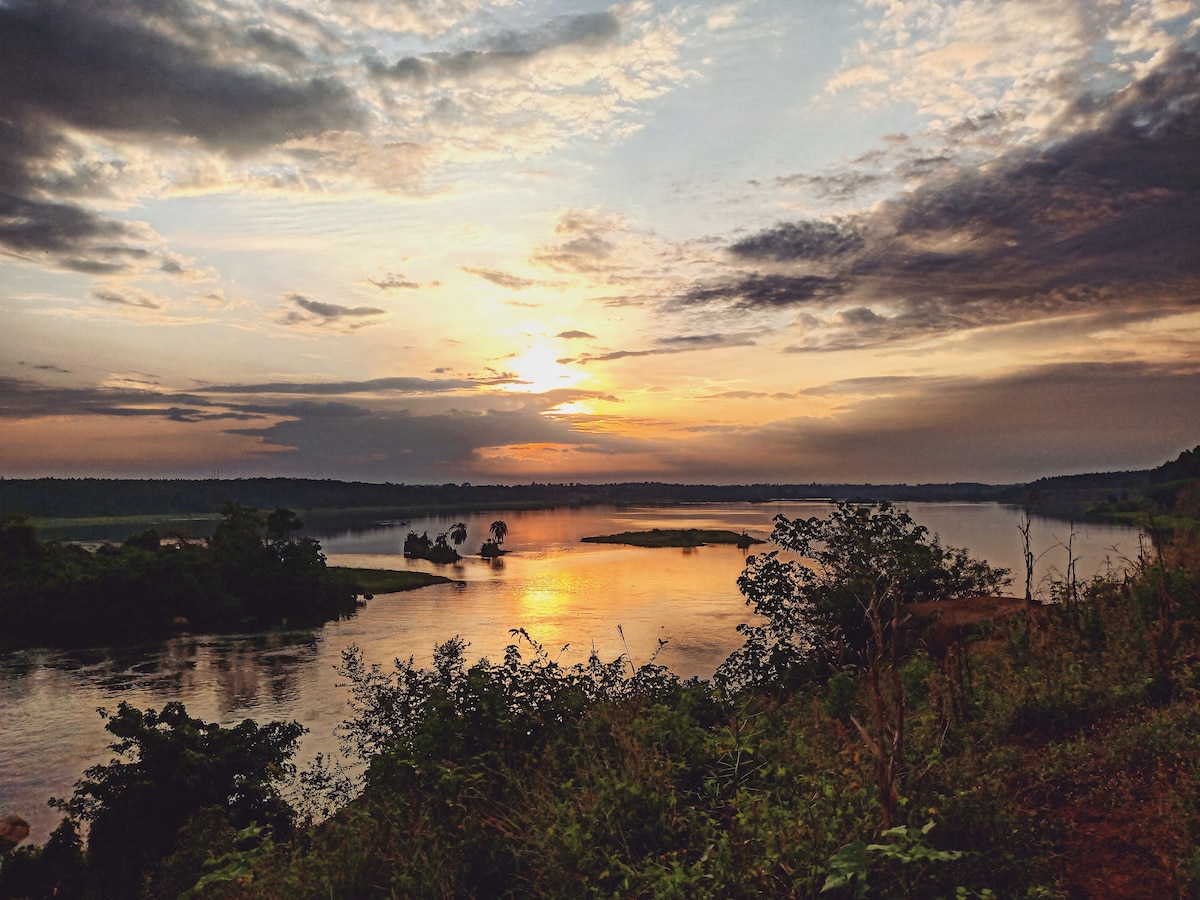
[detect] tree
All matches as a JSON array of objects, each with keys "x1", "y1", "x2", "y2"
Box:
[
  {"x1": 716, "y1": 503, "x2": 1009, "y2": 826},
  {"x1": 53, "y1": 702, "x2": 302, "y2": 898},
  {"x1": 266, "y1": 508, "x2": 304, "y2": 546},
  {"x1": 489, "y1": 520, "x2": 509, "y2": 546},
  {"x1": 450, "y1": 522, "x2": 468, "y2": 548}
]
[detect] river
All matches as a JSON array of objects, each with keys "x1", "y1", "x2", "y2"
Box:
[{"x1": 1, "y1": 501, "x2": 1144, "y2": 840}]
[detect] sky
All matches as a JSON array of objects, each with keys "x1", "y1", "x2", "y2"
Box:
[{"x1": 1, "y1": 0, "x2": 1198, "y2": 485}]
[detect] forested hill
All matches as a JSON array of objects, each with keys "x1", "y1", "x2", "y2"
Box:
[
  {"x1": 0, "y1": 477, "x2": 1021, "y2": 521},
  {"x1": 1023, "y1": 445, "x2": 1200, "y2": 520}
]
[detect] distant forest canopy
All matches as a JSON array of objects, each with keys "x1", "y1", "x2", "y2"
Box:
[
  {"x1": 0, "y1": 445, "x2": 1196, "y2": 524},
  {"x1": 0, "y1": 478, "x2": 1022, "y2": 521}
]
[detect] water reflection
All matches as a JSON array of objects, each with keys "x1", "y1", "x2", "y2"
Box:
[{"x1": 1, "y1": 502, "x2": 1144, "y2": 842}]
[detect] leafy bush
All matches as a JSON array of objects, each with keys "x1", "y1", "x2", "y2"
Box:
[
  {"x1": 51, "y1": 702, "x2": 303, "y2": 898},
  {"x1": 717, "y1": 502, "x2": 1008, "y2": 693}
]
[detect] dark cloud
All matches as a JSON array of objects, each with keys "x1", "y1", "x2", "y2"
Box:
[
  {"x1": 198, "y1": 376, "x2": 477, "y2": 396},
  {"x1": 0, "y1": 190, "x2": 149, "y2": 273},
  {"x1": 685, "y1": 44, "x2": 1200, "y2": 348},
  {"x1": 556, "y1": 330, "x2": 596, "y2": 340},
  {"x1": 676, "y1": 275, "x2": 849, "y2": 310},
  {"x1": 371, "y1": 12, "x2": 620, "y2": 84},
  {"x1": 283, "y1": 294, "x2": 387, "y2": 324},
  {"x1": 228, "y1": 404, "x2": 622, "y2": 480},
  {"x1": 0, "y1": 0, "x2": 360, "y2": 271},
  {"x1": 463, "y1": 267, "x2": 536, "y2": 289},
  {"x1": 0, "y1": 376, "x2": 252, "y2": 422},
  {"x1": 729, "y1": 220, "x2": 863, "y2": 261},
  {"x1": 0, "y1": 0, "x2": 359, "y2": 153}
]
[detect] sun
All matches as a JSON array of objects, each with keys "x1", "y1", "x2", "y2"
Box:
[{"x1": 506, "y1": 345, "x2": 585, "y2": 394}]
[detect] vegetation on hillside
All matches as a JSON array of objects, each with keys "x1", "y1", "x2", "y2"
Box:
[
  {"x1": 3, "y1": 503, "x2": 1199, "y2": 898},
  {"x1": 0, "y1": 503, "x2": 360, "y2": 645}
]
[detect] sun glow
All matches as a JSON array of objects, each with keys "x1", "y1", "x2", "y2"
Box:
[{"x1": 506, "y1": 345, "x2": 585, "y2": 394}]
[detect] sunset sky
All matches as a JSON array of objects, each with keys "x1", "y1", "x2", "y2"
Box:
[{"x1": 1, "y1": 0, "x2": 1198, "y2": 484}]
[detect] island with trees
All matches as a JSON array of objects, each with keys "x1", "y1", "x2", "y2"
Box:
[{"x1": 0, "y1": 502, "x2": 447, "y2": 647}]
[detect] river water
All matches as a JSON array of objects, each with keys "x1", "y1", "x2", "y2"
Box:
[{"x1": 1, "y1": 502, "x2": 1143, "y2": 840}]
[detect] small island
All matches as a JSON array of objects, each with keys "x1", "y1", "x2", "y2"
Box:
[{"x1": 581, "y1": 528, "x2": 765, "y2": 549}]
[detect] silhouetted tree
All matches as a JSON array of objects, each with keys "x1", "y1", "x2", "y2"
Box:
[{"x1": 489, "y1": 520, "x2": 509, "y2": 546}]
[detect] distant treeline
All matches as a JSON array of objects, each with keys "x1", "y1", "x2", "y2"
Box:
[
  {"x1": 0, "y1": 477, "x2": 1024, "y2": 522},
  {"x1": 1024, "y1": 445, "x2": 1200, "y2": 521},
  {"x1": 1, "y1": 444, "x2": 1196, "y2": 526}
]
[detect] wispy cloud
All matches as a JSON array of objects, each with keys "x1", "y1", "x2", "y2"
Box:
[
  {"x1": 559, "y1": 332, "x2": 757, "y2": 365},
  {"x1": 364, "y1": 273, "x2": 420, "y2": 290},
  {"x1": 462, "y1": 267, "x2": 536, "y2": 289}
]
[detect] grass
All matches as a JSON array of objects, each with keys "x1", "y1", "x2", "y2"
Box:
[
  {"x1": 330, "y1": 567, "x2": 454, "y2": 594},
  {"x1": 580, "y1": 528, "x2": 764, "y2": 548}
]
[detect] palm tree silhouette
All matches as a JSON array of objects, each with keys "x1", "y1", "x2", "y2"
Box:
[
  {"x1": 488, "y1": 520, "x2": 508, "y2": 546},
  {"x1": 450, "y1": 522, "x2": 468, "y2": 548}
]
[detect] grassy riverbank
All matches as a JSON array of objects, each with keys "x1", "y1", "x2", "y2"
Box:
[{"x1": 330, "y1": 567, "x2": 454, "y2": 594}]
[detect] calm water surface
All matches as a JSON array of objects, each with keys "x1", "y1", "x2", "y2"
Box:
[{"x1": 1, "y1": 502, "x2": 1143, "y2": 839}]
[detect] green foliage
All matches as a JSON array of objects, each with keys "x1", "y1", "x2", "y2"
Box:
[
  {"x1": 717, "y1": 502, "x2": 1008, "y2": 692},
  {"x1": 49, "y1": 702, "x2": 302, "y2": 898},
  {"x1": 822, "y1": 822, "x2": 964, "y2": 898},
  {"x1": 328, "y1": 566, "x2": 452, "y2": 594}
]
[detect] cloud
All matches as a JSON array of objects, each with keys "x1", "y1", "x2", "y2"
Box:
[
  {"x1": 729, "y1": 220, "x2": 864, "y2": 261},
  {"x1": 0, "y1": 0, "x2": 360, "y2": 276},
  {"x1": 370, "y1": 12, "x2": 621, "y2": 85},
  {"x1": 365, "y1": 273, "x2": 420, "y2": 290},
  {"x1": 281, "y1": 293, "x2": 388, "y2": 326},
  {"x1": 642, "y1": 361, "x2": 1200, "y2": 484},
  {"x1": 681, "y1": 44, "x2": 1200, "y2": 348},
  {"x1": 677, "y1": 275, "x2": 849, "y2": 310},
  {"x1": 227, "y1": 404, "x2": 640, "y2": 480},
  {"x1": 92, "y1": 286, "x2": 167, "y2": 310},
  {"x1": 462, "y1": 267, "x2": 536, "y2": 290},
  {"x1": 556, "y1": 330, "x2": 596, "y2": 340},
  {"x1": 559, "y1": 333, "x2": 757, "y2": 365},
  {"x1": 0, "y1": 376, "x2": 253, "y2": 422},
  {"x1": 529, "y1": 210, "x2": 641, "y2": 276},
  {"x1": 0, "y1": 0, "x2": 360, "y2": 154},
  {"x1": 198, "y1": 375, "x2": 477, "y2": 396}
]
